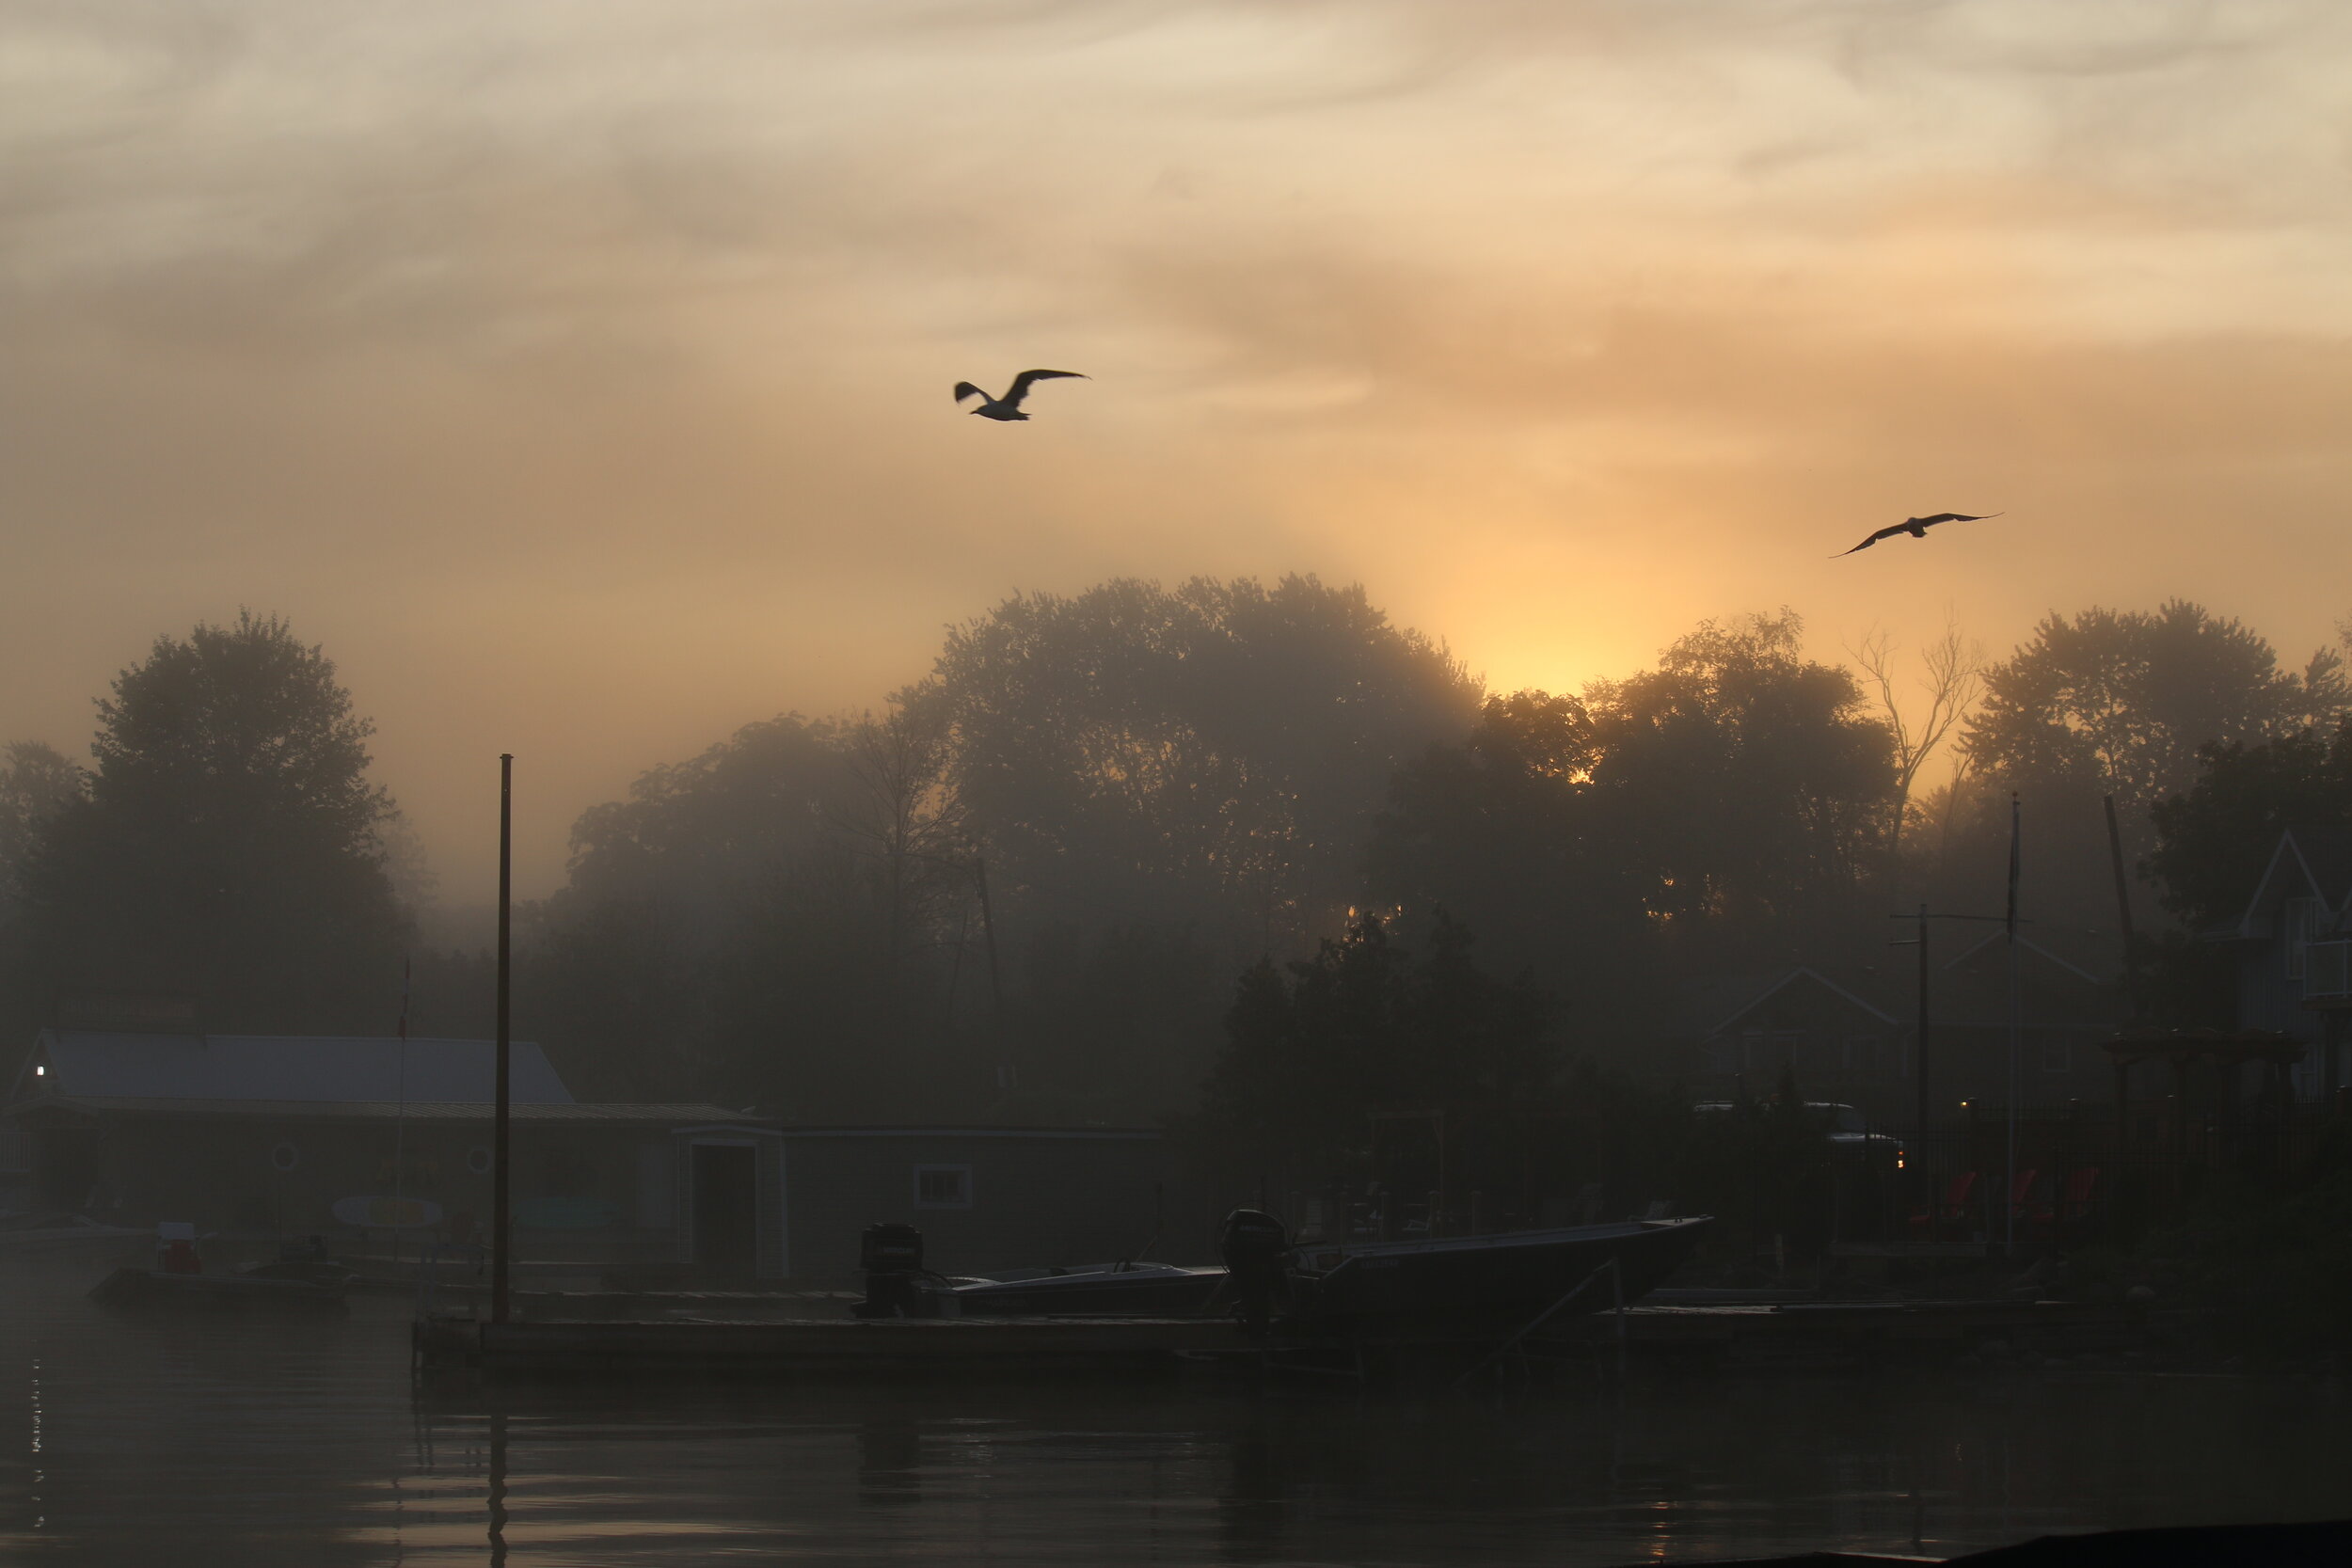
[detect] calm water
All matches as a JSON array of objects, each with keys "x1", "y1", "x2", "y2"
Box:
[{"x1": 2, "y1": 1259, "x2": 2346, "y2": 1565}]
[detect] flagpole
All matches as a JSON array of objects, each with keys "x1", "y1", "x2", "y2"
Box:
[
  {"x1": 394, "y1": 956, "x2": 410, "y2": 1205},
  {"x1": 2005, "y1": 792, "x2": 2021, "y2": 1258}
]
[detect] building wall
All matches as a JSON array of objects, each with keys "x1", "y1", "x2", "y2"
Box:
[
  {"x1": 24, "y1": 1112, "x2": 693, "y2": 1241},
  {"x1": 779, "y1": 1132, "x2": 1168, "y2": 1283}
]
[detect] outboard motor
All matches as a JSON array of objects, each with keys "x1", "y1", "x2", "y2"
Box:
[
  {"x1": 855, "y1": 1222, "x2": 926, "y2": 1319},
  {"x1": 1218, "y1": 1208, "x2": 1289, "y2": 1337}
]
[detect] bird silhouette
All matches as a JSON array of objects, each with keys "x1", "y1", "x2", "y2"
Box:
[
  {"x1": 1834, "y1": 512, "x2": 2002, "y2": 557},
  {"x1": 953, "y1": 370, "x2": 1088, "y2": 421}
]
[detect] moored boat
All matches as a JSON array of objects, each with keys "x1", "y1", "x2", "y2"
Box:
[
  {"x1": 923, "y1": 1213, "x2": 1711, "y2": 1338},
  {"x1": 1283, "y1": 1215, "x2": 1712, "y2": 1337}
]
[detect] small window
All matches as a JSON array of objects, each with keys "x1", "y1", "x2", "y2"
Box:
[
  {"x1": 270, "y1": 1143, "x2": 300, "y2": 1173},
  {"x1": 914, "y1": 1164, "x2": 973, "y2": 1210},
  {"x1": 467, "y1": 1145, "x2": 493, "y2": 1176}
]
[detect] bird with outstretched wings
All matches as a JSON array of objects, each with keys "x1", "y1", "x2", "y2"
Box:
[
  {"x1": 1834, "y1": 512, "x2": 2002, "y2": 557},
  {"x1": 953, "y1": 369, "x2": 1088, "y2": 421}
]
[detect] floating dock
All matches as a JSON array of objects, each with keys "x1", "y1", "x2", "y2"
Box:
[{"x1": 414, "y1": 1295, "x2": 2150, "y2": 1378}]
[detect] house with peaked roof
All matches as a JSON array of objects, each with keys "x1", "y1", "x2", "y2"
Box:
[
  {"x1": 1680, "y1": 937, "x2": 2124, "y2": 1123},
  {"x1": 2206, "y1": 824, "x2": 2352, "y2": 1099},
  {"x1": 1681, "y1": 967, "x2": 1906, "y2": 1118}
]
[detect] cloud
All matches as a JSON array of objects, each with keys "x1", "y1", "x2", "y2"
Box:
[{"x1": 3, "y1": 0, "x2": 2350, "y2": 897}]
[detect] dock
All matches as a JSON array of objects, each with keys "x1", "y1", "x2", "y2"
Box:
[
  {"x1": 1554, "y1": 1298, "x2": 2148, "y2": 1366},
  {"x1": 414, "y1": 1294, "x2": 2152, "y2": 1379}
]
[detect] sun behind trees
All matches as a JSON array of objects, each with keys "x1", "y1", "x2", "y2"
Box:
[{"x1": 6, "y1": 585, "x2": 2344, "y2": 1132}]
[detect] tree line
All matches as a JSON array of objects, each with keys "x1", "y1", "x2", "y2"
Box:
[{"x1": 3, "y1": 587, "x2": 2346, "y2": 1138}]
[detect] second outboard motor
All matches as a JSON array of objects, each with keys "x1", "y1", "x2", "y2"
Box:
[
  {"x1": 1218, "y1": 1208, "x2": 1289, "y2": 1337},
  {"x1": 855, "y1": 1222, "x2": 926, "y2": 1318}
]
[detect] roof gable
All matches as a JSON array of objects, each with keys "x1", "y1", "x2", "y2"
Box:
[
  {"x1": 14, "y1": 1032, "x2": 573, "y2": 1106},
  {"x1": 1944, "y1": 930, "x2": 2104, "y2": 986},
  {"x1": 1692, "y1": 967, "x2": 1899, "y2": 1038},
  {"x1": 2227, "y1": 826, "x2": 2352, "y2": 939}
]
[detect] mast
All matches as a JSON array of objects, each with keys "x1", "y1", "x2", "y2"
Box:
[{"x1": 492, "y1": 753, "x2": 514, "y2": 1325}]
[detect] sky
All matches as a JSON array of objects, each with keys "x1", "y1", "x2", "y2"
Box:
[{"x1": 6, "y1": 0, "x2": 2352, "y2": 905}]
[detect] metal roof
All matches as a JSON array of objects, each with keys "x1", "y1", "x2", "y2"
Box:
[
  {"x1": 13, "y1": 1097, "x2": 744, "y2": 1124},
  {"x1": 18, "y1": 1031, "x2": 573, "y2": 1106}
]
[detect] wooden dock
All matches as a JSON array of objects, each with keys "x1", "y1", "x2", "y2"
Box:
[
  {"x1": 415, "y1": 1296, "x2": 2150, "y2": 1379},
  {"x1": 1557, "y1": 1298, "x2": 2147, "y2": 1364}
]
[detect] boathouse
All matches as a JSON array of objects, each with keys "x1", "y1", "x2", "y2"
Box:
[{"x1": 2, "y1": 1028, "x2": 763, "y2": 1267}]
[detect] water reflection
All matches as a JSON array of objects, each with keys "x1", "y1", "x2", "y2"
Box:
[{"x1": 2, "y1": 1259, "x2": 2347, "y2": 1565}]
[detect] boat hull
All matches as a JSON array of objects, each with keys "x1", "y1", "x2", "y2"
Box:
[{"x1": 1285, "y1": 1218, "x2": 1711, "y2": 1338}]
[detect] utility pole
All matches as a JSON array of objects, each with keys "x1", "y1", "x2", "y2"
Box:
[
  {"x1": 1912, "y1": 905, "x2": 1930, "y2": 1134},
  {"x1": 2005, "y1": 793, "x2": 2022, "y2": 1258}
]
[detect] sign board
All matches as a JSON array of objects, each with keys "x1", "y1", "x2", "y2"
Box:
[{"x1": 331, "y1": 1196, "x2": 443, "y2": 1230}]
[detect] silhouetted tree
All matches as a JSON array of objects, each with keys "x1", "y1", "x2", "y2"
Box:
[
  {"x1": 531, "y1": 710, "x2": 974, "y2": 1114},
  {"x1": 2148, "y1": 719, "x2": 2352, "y2": 930},
  {"x1": 1584, "y1": 610, "x2": 1899, "y2": 943},
  {"x1": 22, "y1": 612, "x2": 406, "y2": 1031},
  {"x1": 1369, "y1": 689, "x2": 1644, "y2": 1003},
  {"x1": 1963, "y1": 601, "x2": 2345, "y2": 817},
  {"x1": 909, "y1": 575, "x2": 1480, "y2": 952},
  {"x1": 1934, "y1": 602, "x2": 2348, "y2": 949},
  {"x1": 0, "y1": 741, "x2": 83, "y2": 911},
  {"x1": 1198, "y1": 914, "x2": 1558, "y2": 1173}
]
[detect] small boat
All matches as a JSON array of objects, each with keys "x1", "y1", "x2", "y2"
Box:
[
  {"x1": 924, "y1": 1215, "x2": 1711, "y2": 1337},
  {"x1": 88, "y1": 1266, "x2": 349, "y2": 1310},
  {"x1": 87, "y1": 1227, "x2": 352, "y2": 1310},
  {"x1": 1285, "y1": 1216, "x2": 1711, "y2": 1336}
]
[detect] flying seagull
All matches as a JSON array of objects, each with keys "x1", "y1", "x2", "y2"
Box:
[
  {"x1": 1834, "y1": 512, "x2": 2003, "y2": 557},
  {"x1": 953, "y1": 369, "x2": 1088, "y2": 421}
]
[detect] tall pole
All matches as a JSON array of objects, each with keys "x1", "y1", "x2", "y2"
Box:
[
  {"x1": 2004, "y1": 793, "x2": 2021, "y2": 1257},
  {"x1": 394, "y1": 955, "x2": 410, "y2": 1205},
  {"x1": 1910, "y1": 907, "x2": 1929, "y2": 1142},
  {"x1": 492, "y1": 753, "x2": 513, "y2": 1326}
]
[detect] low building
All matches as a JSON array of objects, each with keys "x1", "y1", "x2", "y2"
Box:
[
  {"x1": 4, "y1": 1028, "x2": 758, "y2": 1268},
  {"x1": 4, "y1": 1030, "x2": 1175, "y2": 1283}
]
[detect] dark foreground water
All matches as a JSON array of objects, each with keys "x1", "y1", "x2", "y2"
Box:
[{"x1": 2, "y1": 1259, "x2": 2347, "y2": 1565}]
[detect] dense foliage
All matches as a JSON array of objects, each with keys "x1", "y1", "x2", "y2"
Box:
[
  {"x1": 18, "y1": 613, "x2": 406, "y2": 1032},
  {"x1": 8, "y1": 586, "x2": 2347, "y2": 1152}
]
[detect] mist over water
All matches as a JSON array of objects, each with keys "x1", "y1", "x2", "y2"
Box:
[{"x1": 4, "y1": 1261, "x2": 2346, "y2": 1566}]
